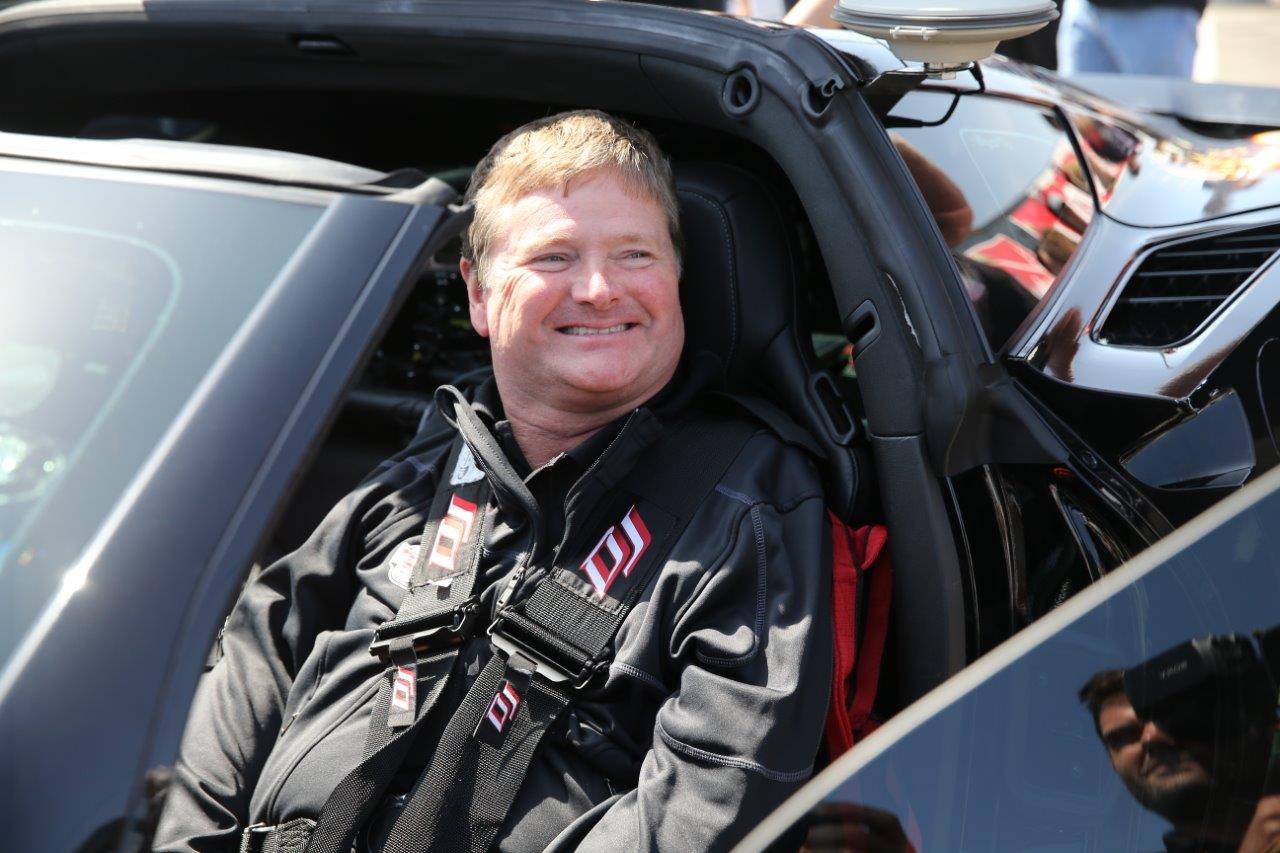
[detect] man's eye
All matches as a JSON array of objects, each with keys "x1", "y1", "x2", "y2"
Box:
[
  {"x1": 532, "y1": 254, "x2": 570, "y2": 266},
  {"x1": 1103, "y1": 726, "x2": 1142, "y2": 751}
]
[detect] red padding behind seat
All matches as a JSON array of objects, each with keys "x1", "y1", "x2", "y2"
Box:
[{"x1": 824, "y1": 512, "x2": 892, "y2": 759}]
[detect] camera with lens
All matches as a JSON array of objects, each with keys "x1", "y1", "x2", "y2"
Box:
[{"x1": 1122, "y1": 625, "x2": 1279, "y2": 746}]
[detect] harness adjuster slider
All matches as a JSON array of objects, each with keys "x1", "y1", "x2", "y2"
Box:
[
  {"x1": 487, "y1": 615, "x2": 605, "y2": 689},
  {"x1": 369, "y1": 598, "x2": 481, "y2": 663},
  {"x1": 239, "y1": 823, "x2": 272, "y2": 853}
]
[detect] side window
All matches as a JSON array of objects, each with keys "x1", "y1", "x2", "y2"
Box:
[
  {"x1": 887, "y1": 91, "x2": 1096, "y2": 352},
  {"x1": 751, "y1": 475, "x2": 1280, "y2": 853}
]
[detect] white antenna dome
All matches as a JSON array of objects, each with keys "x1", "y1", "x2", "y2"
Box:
[{"x1": 833, "y1": 0, "x2": 1058, "y2": 67}]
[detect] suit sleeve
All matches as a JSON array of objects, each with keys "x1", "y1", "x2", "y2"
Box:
[
  {"x1": 564, "y1": 489, "x2": 832, "y2": 853},
  {"x1": 153, "y1": 442, "x2": 443, "y2": 853}
]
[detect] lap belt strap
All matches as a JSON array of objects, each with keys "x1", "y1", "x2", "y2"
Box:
[
  {"x1": 297, "y1": 430, "x2": 496, "y2": 853},
  {"x1": 378, "y1": 411, "x2": 761, "y2": 853}
]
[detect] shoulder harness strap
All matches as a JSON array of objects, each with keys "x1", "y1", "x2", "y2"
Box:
[
  {"x1": 302, "y1": 431, "x2": 492, "y2": 853},
  {"x1": 376, "y1": 408, "x2": 762, "y2": 853}
]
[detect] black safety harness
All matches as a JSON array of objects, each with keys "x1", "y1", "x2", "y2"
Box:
[{"x1": 242, "y1": 387, "x2": 776, "y2": 853}]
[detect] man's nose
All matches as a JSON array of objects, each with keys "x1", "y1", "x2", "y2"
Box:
[
  {"x1": 573, "y1": 263, "x2": 619, "y2": 308},
  {"x1": 1140, "y1": 719, "x2": 1177, "y2": 748}
]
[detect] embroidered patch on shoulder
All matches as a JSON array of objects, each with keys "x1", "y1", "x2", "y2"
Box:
[
  {"x1": 580, "y1": 505, "x2": 651, "y2": 600},
  {"x1": 450, "y1": 444, "x2": 484, "y2": 485},
  {"x1": 385, "y1": 540, "x2": 419, "y2": 591}
]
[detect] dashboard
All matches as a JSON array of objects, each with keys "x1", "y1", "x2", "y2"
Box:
[{"x1": 362, "y1": 236, "x2": 490, "y2": 393}]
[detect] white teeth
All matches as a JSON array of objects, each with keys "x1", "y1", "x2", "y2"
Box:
[{"x1": 561, "y1": 324, "x2": 630, "y2": 336}]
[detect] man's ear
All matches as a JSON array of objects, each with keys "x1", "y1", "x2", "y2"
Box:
[{"x1": 459, "y1": 256, "x2": 490, "y2": 338}]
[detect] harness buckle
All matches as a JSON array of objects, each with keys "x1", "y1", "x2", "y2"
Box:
[
  {"x1": 368, "y1": 598, "x2": 481, "y2": 664},
  {"x1": 487, "y1": 615, "x2": 605, "y2": 689}
]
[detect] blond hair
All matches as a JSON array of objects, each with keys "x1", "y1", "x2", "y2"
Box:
[{"x1": 462, "y1": 110, "x2": 682, "y2": 283}]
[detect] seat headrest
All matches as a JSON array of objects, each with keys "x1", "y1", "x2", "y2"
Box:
[
  {"x1": 675, "y1": 162, "x2": 797, "y2": 391},
  {"x1": 674, "y1": 161, "x2": 871, "y2": 519}
]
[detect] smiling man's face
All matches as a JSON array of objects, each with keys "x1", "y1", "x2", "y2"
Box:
[
  {"x1": 461, "y1": 167, "x2": 683, "y2": 415},
  {"x1": 1098, "y1": 692, "x2": 1215, "y2": 821}
]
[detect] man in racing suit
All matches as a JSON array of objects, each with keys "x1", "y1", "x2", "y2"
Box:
[{"x1": 154, "y1": 110, "x2": 832, "y2": 852}]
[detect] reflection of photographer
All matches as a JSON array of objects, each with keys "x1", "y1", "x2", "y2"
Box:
[{"x1": 1080, "y1": 627, "x2": 1280, "y2": 852}]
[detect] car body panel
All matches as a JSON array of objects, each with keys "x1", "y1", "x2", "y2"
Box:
[
  {"x1": 0, "y1": 128, "x2": 392, "y2": 191},
  {"x1": 0, "y1": 165, "x2": 447, "y2": 850},
  {"x1": 849, "y1": 46, "x2": 1280, "y2": 530},
  {"x1": 816, "y1": 29, "x2": 1280, "y2": 230},
  {"x1": 1012, "y1": 207, "x2": 1280, "y2": 402},
  {"x1": 0, "y1": 3, "x2": 1274, "y2": 850},
  {"x1": 1063, "y1": 103, "x2": 1280, "y2": 229},
  {"x1": 1066, "y1": 73, "x2": 1280, "y2": 132}
]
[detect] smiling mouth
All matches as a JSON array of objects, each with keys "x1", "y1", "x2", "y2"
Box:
[{"x1": 558, "y1": 323, "x2": 635, "y2": 336}]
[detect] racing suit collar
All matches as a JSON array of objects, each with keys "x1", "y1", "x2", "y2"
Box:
[
  {"x1": 447, "y1": 350, "x2": 724, "y2": 574},
  {"x1": 475, "y1": 348, "x2": 724, "y2": 485}
]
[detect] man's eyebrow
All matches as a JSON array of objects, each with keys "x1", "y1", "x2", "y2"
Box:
[
  {"x1": 611, "y1": 232, "x2": 662, "y2": 245},
  {"x1": 518, "y1": 229, "x2": 576, "y2": 251},
  {"x1": 1102, "y1": 722, "x2": 1142, "y2": 746}
]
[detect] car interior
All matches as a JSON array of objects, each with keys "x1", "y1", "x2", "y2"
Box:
[{"x1": 0, "y1": 4, "x2": 993, "y2": 738}]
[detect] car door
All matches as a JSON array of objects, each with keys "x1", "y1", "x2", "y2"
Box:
[
  {"x1": 739, "y1": 464, "x2": 1280, "y2": 852},
  {"x1": 0, "y1": 156, "x2": 458, "y2": 851}
]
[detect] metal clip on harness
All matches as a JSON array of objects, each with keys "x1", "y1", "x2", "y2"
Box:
[
  {"x1": 487, "y1": 612, "x2": 607, "y2": 689},
  {"x1": 368, "y1": 597, "x2": 481, "y2": 663}
]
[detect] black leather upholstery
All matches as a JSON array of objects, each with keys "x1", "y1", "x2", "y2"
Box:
[{"x1": 674, "y1": 162, "x2": 870, "y2": 519}]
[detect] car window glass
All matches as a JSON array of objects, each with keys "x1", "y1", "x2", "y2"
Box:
[
  {"x1": 765, "y1": 473, "x2": 1280, "y2": 852},
  {"x1": 886, "y1": 91, "x2": 1095, "y2": 353},
  {"x1": 0, "y1": 166, "x2": 325, "y2": 673}
]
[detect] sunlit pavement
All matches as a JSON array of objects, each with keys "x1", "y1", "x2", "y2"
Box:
[{"x1": 1195, "y1": 0, "x2": 1280, "y2": 87}]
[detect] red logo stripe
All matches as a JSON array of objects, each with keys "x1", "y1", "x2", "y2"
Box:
[{"x1": 579, "y1": 505, "x2": 651, "y2": 599}]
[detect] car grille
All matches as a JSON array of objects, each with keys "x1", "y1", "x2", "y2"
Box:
[{"x1": 1098, "y1": 222, "x2": 1280, "y2": 347}]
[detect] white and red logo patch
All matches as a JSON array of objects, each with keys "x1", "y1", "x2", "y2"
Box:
[
  {"x1": 580, "y1": 505, "x2": 651, "y2": 600},
  {"x1": 484, "y1": 680, "x2": 522, "y2": 734},
  {"x1": 391, "y1": 665, "x2": 416, "y2": 713},
  {"x1": 385, "y1": 541, "x2": 419, "y2": 590},
  {"x1": 427, "y1": 494, "x2": 478, "y2": 577}
]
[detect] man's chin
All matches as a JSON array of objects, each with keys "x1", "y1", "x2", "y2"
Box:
[
  {"x1": 554, "y1": 366, "x2": 670, "y2": 410},
  {"x1": 1131, "y1": 767, "x2": 1214, "y2": 817},
  {"x1": 560, "y1": 374, "x2": 646, "y2": 404}
]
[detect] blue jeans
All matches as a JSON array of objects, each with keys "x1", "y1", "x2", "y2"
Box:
[{"x1": 1058, "y1": 0, "x2": 1200, "y2": 77}]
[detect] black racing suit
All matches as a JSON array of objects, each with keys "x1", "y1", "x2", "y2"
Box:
[{"x1": 154, "y1": 363, "x2": 832, "y2": 852}]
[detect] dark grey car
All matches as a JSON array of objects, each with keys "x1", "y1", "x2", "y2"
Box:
[{"x1": 0, "y1": 1, "x2": 1277, "y2": 849}]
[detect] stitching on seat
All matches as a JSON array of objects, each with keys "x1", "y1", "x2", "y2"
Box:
[{"x1": 681, "y1": 189, "x2": 738, "y2": 369}]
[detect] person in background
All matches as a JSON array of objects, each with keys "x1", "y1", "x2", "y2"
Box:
[
  {"x1": 1057, "y1": 0, "x2": 1202, "y2": 77},
  {"x1": 1080, "y1": 668, "x2": 1279, "y2": 852}
]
